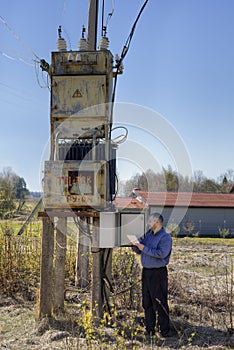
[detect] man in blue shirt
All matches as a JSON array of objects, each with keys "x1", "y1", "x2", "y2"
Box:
[{"x1": 131, "y1": 212, "x2": 172, "y2": 338}]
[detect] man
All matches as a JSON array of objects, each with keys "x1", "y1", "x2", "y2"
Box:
[{"x1": 131, "y1": 212, "x2": 172, "y2": 338}]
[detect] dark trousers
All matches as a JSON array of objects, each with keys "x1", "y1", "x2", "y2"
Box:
[{"x1": 142, "y1": 267, "x2": 170, "y2": 335}]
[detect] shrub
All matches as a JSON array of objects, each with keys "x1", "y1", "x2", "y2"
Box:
[
  {"x1": 218, "y1": 226, "x2": 230, "y2": 238},
  {"x1": 166, "y1": 223, "x2": 180, "y2": 237},
  {"x1": 0, "y1": 221, "x2": 41, "y2": 299},
  {"x1": 112, "y1": 248, "x2": 141, "y2": 311}
]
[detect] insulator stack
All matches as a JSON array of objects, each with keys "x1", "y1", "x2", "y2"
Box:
[
  {"x1": 99, "y1": 36, "x2": 109, "y2": 50},
  {"x1": 57, "y1": 37, "x2": 67, "y2": 51},
  {"x1": 78, "y1": 38, "x2": 88, "y2": 51}
]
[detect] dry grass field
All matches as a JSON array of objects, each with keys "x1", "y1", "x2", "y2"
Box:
[{"x1": 0, "y1": 222, "x2": 233, "y2": 349}]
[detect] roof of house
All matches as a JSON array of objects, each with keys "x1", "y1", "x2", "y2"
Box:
[
  {"x1": 114, "y1": 191, "x2": 234, "y2": 209},
  {"x1": 114, "y1": 197, "x2": 145, "y2": 210}
]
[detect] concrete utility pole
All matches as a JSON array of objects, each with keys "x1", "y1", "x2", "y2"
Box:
[
  {"x1": 39, "y1": 217, "x2": 54, "y2": 318},
  {"x1": 39, "y1": 0, "x2": 117, "y2": 321},
  {"x1": 87, "y1": 0, "x2": 107, "y2": 320},
  {"x1": 87, "y1": 0, "x2": 99, "y2": 50},
  {"x1": 54, "y1": 217, "x2": 67, "y2": 313},
  {"x1": 76, "y1": 217, "x2": 90, "y2": 288},
  {"x1": 91, "y1": 217, "x2": 104, "y2": 320}
]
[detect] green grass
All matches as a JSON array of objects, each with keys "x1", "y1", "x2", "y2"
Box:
[
  {"x1": 0, "y1": 219, "x2": 42, "y2": 237},
  {"x1": 174, "y1": 236, "x2": 234, "y2": 246},
  {"x1": 0, "y1": 229, "x2": 233, "y2": 349}
]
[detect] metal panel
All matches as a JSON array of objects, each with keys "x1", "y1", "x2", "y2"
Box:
[
  {"x1": 98, "y1": 211, "x2": 146, "y2": 248},
  {"x1": 181, "y1": 207, "x2": 234, "y2": 237},
  {"x1": 53, "y1": 117, "x2": 108, "y2": 139},
  {"x1": 120, "y1": 213, "x2": 146, "y2": 246},
  {"x1": 51, "y1": 50, "x2": 113, "y2": 76},
  {"x1": 99, "y1": 212, "x2": 119, "y2": 248},
  {"x1": 47, "y1": 49, "x2": 114, "y2": 209},
  {"x1": 58, "y1": 142, "x2": 117, "y2": 196},
  {"x1": 51, "y1": 75, "x2": 106, "y2": 117},
  {"x1": 43, "y1": 160, "x2": 107, "y2": 209},
  {"x1": 151, "y1": 206, "x2": 234, "y2": 237}
]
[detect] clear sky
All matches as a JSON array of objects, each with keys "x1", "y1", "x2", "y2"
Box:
[{"x1": 1, "y1": 0, "x2": 234, "y2": 191}]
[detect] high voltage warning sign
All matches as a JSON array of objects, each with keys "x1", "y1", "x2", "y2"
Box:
[{"x1": 72, "y1": 89, "x2": 82, "y2": 98}]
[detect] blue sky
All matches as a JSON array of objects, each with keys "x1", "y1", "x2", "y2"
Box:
[{"x1": 1, "y1": 0, "x2": 234, "y2": 191}]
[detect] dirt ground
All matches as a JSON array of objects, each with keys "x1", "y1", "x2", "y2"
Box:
[{"x1": 0, "y1": 238, "x2": 234, "y2": 350}]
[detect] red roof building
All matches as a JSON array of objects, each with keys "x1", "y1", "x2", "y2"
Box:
[{"x1": 114, "y1": 192, "x2": 234, "y2": 237}]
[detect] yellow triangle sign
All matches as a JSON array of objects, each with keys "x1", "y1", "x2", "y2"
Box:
[{"x1": 72, "y1": 89, "x2": 82, "y2": 98}]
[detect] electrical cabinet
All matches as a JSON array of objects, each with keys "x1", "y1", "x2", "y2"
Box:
[
  {"x1": 50, "y1": 50, "x2": 113, "y2": 125},
  {"x1": 120, "y1": 212, "x2": 145, "y2": 245},
  {"x1": 43, "y1": 48, "x2": 115, "y2": 210},
  {"x1": 51, "y1": 75, "x2": 107, "y2": 118},
  {"x1": 98, "y1": 212, "x2": 120, "y2": 248},
  {"x1": 43, "y1": 160, "x2": 107, "y2": 209},
  {"x1": 51, "y1": 51, "x2": 113, "y2": 76},
  {"x1": 97, "y1": 211, "x2": 146, "y2": 248}
]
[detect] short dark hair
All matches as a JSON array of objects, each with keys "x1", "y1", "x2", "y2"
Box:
[{"x1": 150, "y1": 212, "x2": 164, "y2": 223}]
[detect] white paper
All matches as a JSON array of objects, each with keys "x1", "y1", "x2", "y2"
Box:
[{"x1": 127, "y1": 235, "x2": 139, "y2": 244}]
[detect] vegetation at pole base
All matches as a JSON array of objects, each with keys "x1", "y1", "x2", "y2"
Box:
[
  {"x1": 0, "y1": 221, "x2": 41, "y2": 299},
  {"x1": 0, "y1": 222, "x2": 233, "y2": 349},
  {"x1": 0, "y1": 165, "x2": 234, "y2": 348}
]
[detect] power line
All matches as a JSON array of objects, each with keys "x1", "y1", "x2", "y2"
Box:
[
  {"x1": 111, "y1": 0, "x2": 149, "y2": 134},
  {"x1": 0, "y1": 41, "x2": 35, "y2": 62},
  {"x1": 101, "y1": 0, "x2": 115, "y2": 37},
  {"x1": 120, "y1": 0, "x2": 149, "y2": 62},
  {"x1": 0, "y1": 15, "x2": 40, "y2": 62},
  {"x1": 0, "y1": 82, "x2": 45, "y2": 107},
  {"x1": 0, "y1": 49, "x2": 34, "y2": 67}
]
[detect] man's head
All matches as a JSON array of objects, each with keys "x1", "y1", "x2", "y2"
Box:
[{"x1": 148, "y1": 212, "x2": 164, "y2": 233}]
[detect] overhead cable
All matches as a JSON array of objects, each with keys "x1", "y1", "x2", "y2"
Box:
[
  {"x1": 34, "y1": 61, "x2": 50, "y2": 89},
  {"x1": 0, "y1": 41, "x2": 35, "y2": 61},
  {"x1": 106, "y1": 0, "x2": 115, "y2": 28},
  {"x1": 0, "y1": 49, "x2": 34, "y2": 66},
  {"x1": 111, "y1": 0, "x2": 149, "y2": 132},
  {"x1": 119, "y1": 0, "x2": 149, "y2": 63},
  {"x1": 0, "y1": 15, "x2": 41, "y2": 62},
  {"x1": 101, "y1": 0, "x2": 115, "y2": 36}
]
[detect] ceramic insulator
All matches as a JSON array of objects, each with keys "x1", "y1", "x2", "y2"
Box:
[{"x1": 57, "y1": 37, "x2": 67, "y2": 51}]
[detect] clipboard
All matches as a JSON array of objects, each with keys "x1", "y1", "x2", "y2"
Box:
[{"x1": 127, "y1": 235, "x2": 139, "y2": 244}]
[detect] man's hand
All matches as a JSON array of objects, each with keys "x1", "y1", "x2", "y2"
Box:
[{"x1": 132, "y1": 242, "x2": 144, "y2": 251}]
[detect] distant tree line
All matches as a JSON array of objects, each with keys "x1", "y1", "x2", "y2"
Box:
[
  {"x1": 0, "y1": 167, "x2": 29, "y2": 219},
  {"x1": 29, "y1": 191, "x2": 42, "y2": 198},
  {"x1": 1, "y1": 165, "x2": 233, "y2": 218},
  {"x1": 120, "y1": 166, "x2": 234, "y2": 196}
]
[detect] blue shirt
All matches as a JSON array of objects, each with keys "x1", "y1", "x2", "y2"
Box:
[{"x1": 136, "y1": 228, "x2": 172, "y2": 268}]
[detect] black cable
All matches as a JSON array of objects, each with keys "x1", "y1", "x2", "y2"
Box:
[
  {"x1": 103, "y1": 281, "x2": 112, "y2": 315},
  {"x1": 120, "y1": 0, "x2": 149, "y2": 62},
  {"x1": 102, "y1": 0, "x2": 114, "y2": 37},
  {"x1": 104, "y1": 248, "x2": 111, "y2": 271},
  {"x1": 111, "y1": 173, "x2": 118, "y2": 201},
  {"x1": 110, "y1": 0, "x2": 149, "y2": 136},
  {"x1": 109, "y1": 1, "x2": 149, "y2": 201},
  {"x1": 101, "y1": 249, "x2": 114, "y2": 315},
  {"x1": 73, "y1": 216, "x2": 91, "y2": 236}
]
